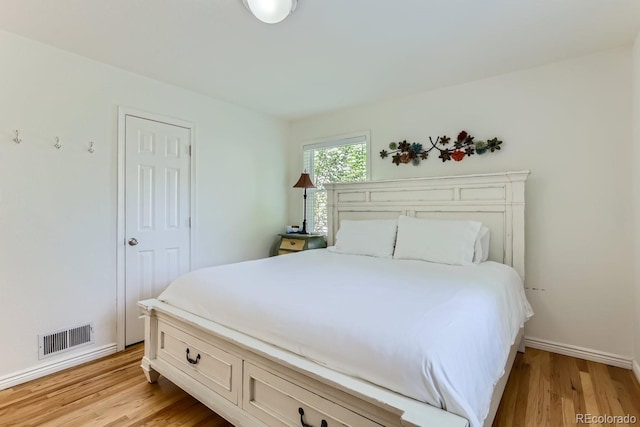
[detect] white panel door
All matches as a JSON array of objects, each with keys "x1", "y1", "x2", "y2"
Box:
[{"x1": 125, "y1": 116, "x2": 191, "y2": 346}]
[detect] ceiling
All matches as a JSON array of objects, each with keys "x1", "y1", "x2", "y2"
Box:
[{"x1": 0, "y1": 0, "x2": 639, "y2": 120}]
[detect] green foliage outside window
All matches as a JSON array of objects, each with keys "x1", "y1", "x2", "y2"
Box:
[{"x1": 309, "y1": 143, "x2": 367, "y2": 233}]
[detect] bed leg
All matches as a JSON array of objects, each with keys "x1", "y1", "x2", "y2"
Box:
[
  {"x1": 141, "y1": 358, "x2": 160, "y2": 383},
  {"x1": 518, "y1": 340, "x2": 525, "y2": 353},
  {"x1": 517, "y1": 330, "x2": 526, "y2": 353}
]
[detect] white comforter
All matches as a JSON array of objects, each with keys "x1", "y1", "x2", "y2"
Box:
[{"x1": 158, "y1": 249, "x2": 533, "y2": 427}]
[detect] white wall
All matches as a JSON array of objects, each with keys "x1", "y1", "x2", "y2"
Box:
[
  {"x1": 289, "y1": 48, "x2": 635, "y2": 359},
  {"x1": 633, "y1": 32, "x2": 640, "y2": 376},
  {"x1": 0, "y1": 30, "x2": 288, "y2": 379}
]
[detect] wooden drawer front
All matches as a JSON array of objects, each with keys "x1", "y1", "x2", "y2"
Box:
[
  {"x1": 157, "y1": 321, "x2": 242, "y2": 405},
  {"x1": 243, "y1": 363, "x2": 382, "y2": 427},
  {"x1": 280, "y1": 238, "x2": 305, "y2": 251}
]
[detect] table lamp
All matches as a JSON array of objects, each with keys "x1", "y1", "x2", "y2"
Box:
[{"x1": 293, "y1": 173, "x2": 316, "y2": 234}]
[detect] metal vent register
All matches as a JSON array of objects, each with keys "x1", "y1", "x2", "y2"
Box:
[{"x1": 38, "y1": 323, "x2": 94, "y2": 359}]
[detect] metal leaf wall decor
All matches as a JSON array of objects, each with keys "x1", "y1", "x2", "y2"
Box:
[{"x1": 379, "y1": 131, "x2": 503, "y2": 166}]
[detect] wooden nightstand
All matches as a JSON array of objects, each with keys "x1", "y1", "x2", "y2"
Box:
[{"x1": 270, "y1": 234, "x2": 327, "y2": 256}]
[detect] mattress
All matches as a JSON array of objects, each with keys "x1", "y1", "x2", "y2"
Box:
[{"x1": 158, "y1": 249, "x2": 533, "y2": 427}]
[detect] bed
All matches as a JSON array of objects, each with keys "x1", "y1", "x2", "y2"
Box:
[{"x1": 139, "y1": 170, "x2": 531, "y2": 427}]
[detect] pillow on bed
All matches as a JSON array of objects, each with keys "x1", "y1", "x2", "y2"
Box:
[
  {"x1": 328, "y1": 219, "x2": 398, "y2": 258},
  {"x1": 393, "y1": 216, "x2": 482, "y2": 265},
  {"x1": 473, "y1": 226, "x2": 491, "y2": 264}
]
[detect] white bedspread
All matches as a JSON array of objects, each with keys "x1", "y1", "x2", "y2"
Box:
[{"x1": 158, "y1": 249, "x2": 533, "y2": 427}]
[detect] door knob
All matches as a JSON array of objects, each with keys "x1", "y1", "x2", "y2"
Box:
[{"x1": 128, "y1": 238, "x2": 139, "y2": 246}]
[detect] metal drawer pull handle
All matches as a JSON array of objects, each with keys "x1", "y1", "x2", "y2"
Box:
[
  {"x1": 298, "y1": 408, "x2": 327, "y2": 427},
  {"x1": 185, "y1": 348, "x2": 200, "y2": 365},
  {"x1": 290, "y1": 241, "x2": 296, "y2": 245}
]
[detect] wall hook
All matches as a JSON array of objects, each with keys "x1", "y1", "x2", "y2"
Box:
[
  {"x1": 13, "y1": 130, "x2": 22, "y2": 144},
  {"x1": 88, "y1": 141, "x2": 95, "y2": 153},
  {"x1": 54, "y1": 137, "x2": 62, "y2": 149}
]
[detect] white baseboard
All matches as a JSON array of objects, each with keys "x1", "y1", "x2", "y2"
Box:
[
  {"x1": 524, "y1": 337, "x2": 633, "y2": 370},
  {"x1": 633, "y1": 360, "x2": 640, "y2": 384},
  {"x1": 0, "y1": 343, "x2": 117, "y2": 391}
]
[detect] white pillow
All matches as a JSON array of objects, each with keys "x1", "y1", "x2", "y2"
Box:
[
  {"x1": 328, "y1": 219, "x2": 398, "y2": 258},
  {"x1": 473, "y1": 226, "x2": 491, "y2": 264},
  {"x1": 393, "y1": 216, "x2": 482, "y2": 266}
]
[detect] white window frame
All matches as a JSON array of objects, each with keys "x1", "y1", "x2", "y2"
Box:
[{"x1": 302, "y1": 131, "x2": 371, "y2": 233}]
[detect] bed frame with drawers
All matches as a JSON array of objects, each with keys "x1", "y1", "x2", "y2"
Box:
[{"x1": 139, "y1": 171, "x2": 530, "y2": 427}]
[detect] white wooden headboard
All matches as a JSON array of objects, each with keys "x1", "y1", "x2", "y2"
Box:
[{"x1": 325, "y1": 171, "x2": 529, "y2": 281}]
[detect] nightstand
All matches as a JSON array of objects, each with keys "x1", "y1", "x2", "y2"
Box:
[{"x1": 270, "y1": 234, "x2": 327, "y2": 256}]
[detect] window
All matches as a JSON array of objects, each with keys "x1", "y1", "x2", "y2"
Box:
[{"x1": 302, "y1": 133, "x2": 369, "y2": 234}]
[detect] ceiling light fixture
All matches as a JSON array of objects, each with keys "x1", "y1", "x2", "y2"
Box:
[{"x1": 242, "y1": 0, "x2": 298, "y2": 24}]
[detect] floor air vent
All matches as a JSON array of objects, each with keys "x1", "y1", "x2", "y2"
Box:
[{"x1": 38, "y1": 323, "x2": 94, "y2": 359}]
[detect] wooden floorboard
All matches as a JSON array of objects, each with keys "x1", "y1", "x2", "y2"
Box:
[
  {"x1": 0, "y1": 345, "x2": 233, "y2": 427},
  {"x1": 493, "y1": 350, "x2": 640, "y2": 427},
  {"x1": 1, "y1": 344, "x2": 638, "y2": 426}
]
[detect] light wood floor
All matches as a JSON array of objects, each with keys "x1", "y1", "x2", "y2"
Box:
[{"x1": 1, "y1": 345, "x2": 638, "y2": 426}]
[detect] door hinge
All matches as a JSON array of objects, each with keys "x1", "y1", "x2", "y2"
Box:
[
  {"x1": 188, "y1": 145, "x2": 192, "y2": 156},
  {"x1": 189, "y1": 217, "x2": 191, "y2": 228}
]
